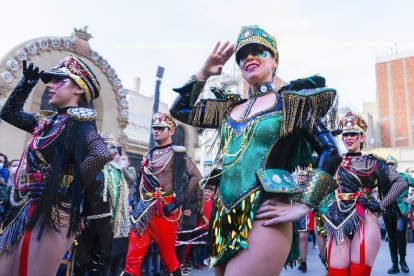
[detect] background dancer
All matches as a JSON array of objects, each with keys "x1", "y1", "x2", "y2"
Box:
[
  {"x1": 101, "y1": 134, "x2": 131, "y2": 276},
  {"x1": 323, "y1": 112, "x2": 408, "y2": 275},
  {"x1": 73, "y1": 132, "x2": 130, "y2": 276},
  {"x1": 122, "y1": 112, "x2": 202, "y2": 276},
  {"x1": 295, "y1": 168, "x2": 312, "y2": 273},
  {"x1": 384, "y1": 155, "x2": 414, "y2": 274},
  {"x1": 170, "y1": 25, "x2": 342, "y2": 276},
  {"x1": 0, "y1": 56, "x2": 110, "y2": 276}
]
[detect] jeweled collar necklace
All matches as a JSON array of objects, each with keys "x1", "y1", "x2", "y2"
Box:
[
  {"x1": 152, "y1": 143, "x2": 173, "y2": 155},
  {"x1": 248, "y1": 82, "x2": 276, "y2": 99},
  {"x1": 239, "y1": 82, "x2": 276, "y2": 122}
]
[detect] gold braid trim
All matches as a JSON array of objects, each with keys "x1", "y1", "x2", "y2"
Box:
[
  {"x1": 75, "y1": 79, "x2": 92, "y2": 103},
  {"x1": 281, "y1": 88, "x2": 337, "y2": 137}
]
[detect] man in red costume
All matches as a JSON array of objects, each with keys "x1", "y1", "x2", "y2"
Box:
[{"x1": 122, "y1": 112, "x2": 201, "y2": 276}]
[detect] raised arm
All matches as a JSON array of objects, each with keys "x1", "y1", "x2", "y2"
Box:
[
  {"x1": 170, "y1": 42, "x2": 236, "y2": 129},
  {"x1": 169, "y1": 76, "x2": 206, "y2": 125},
  {"x1": 0, "y1": 61, "x2": 42, "y2": 133}
]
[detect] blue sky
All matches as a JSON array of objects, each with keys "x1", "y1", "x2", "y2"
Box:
[{"x1": 2, "y1": 0, "x2": 414, "y2": 111}]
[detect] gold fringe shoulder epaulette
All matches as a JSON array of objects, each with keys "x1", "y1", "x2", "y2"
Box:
[
  {"x1": 172, "y1": 145, "x2": 186, "y2": 153},
  {"x1": 368, "y1": 154, "x2": 386, "y2": 163},
  {"x1": 187, "y1": 86, "x2": 243, "y2": 132},
  {"x1": 67, "y1": 107, "x2": 97, "y2": 122},
  {"x1": 189, "y1": 99, "x2": 234, "y2": 128},
  {"x1": 280, "y1": 87, "x2": 337, "y2": 137}
]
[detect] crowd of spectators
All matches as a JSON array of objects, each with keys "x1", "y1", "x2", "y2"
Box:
[{"x1": 0, "y1": 150, "x2": 215, "y2": 276}]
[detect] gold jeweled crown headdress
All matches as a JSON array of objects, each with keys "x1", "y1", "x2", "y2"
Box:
[
  {"x1": 152, "y1": 112, "x2": 177, "y2": 130},
  {"x1": 339, "y1": 112, "x2": 368, "y2": 134},
  {"x1": 100, "y1": 132, "x2": 116, "y2": 143}
]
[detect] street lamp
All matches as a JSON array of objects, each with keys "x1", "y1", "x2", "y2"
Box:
[{"x1": 148, "y1": 66, "x2": 165, "y2": 149}]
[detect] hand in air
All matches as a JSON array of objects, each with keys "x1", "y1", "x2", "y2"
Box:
[
  {"x1": 22, "y1": 60, "x2": 42, "y2": 85},
  {"x1": 255, "y1": 199, "x2": 311, "y2": 226},
  {"x1": 196, "y1": 41, "x2": 235, "y2": 81}
]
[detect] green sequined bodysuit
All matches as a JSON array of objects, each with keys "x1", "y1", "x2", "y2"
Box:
[{"x1": 170, "y1": 77, "x2": 341, "y2": 267}]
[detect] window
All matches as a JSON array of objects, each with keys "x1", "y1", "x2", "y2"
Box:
[
  {"x1": 127, "y1": 153, "x2": 143, "y2": 171},
  {"x1": 173, "y1": 126, "x2": 185, "y2": 146}
]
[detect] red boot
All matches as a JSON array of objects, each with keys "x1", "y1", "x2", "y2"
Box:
[
  {"x1": 349, "y1": 263, "x2": 372, "y2": 276},
  {"x1": 329, "y1": 267, "x2": 349, "y2": 276}
]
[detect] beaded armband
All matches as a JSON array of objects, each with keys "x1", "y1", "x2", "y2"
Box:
[{"x1": 296, "y1": 169, "x2": 338, "y2": 209}]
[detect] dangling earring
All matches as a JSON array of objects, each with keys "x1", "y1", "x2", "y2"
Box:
[{"x1": 272, "y1": 67, "x2": 278, "y2": 80}]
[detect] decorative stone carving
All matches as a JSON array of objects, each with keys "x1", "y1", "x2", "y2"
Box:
[
  {"x1": 114, "y1": 78, "x2": 121, "y2": 86},
  {"x1": 51, "y1": 38, "x2": 61, "y2": 47},
  {"x1": 16, "y1": 50, "x2": 27, "y2": 61},
  {"x1": 91, "y1": 51, "x2": 99, "y2": 60},
  {"x1": 118, "y1": 88, "x2": 127, "y2": 97},
  {"x1": 1, "y1": 71, "x2": 13, "y2": 83},
  {"x1": 38, "y1": 39, "x2": 48, "y2": 49},
  {"x1": 121, "y1": 99, "x2": 128, "y2": 107},
  {"x1": 118, "y1": 132, "x2": 129, "y2": 145},
  {"x1": 27, "y1": 43, "x2": 37, "y2": 54},
  {"x1": 63, "y1": 39, "x2": 72, "y2": 48},
  {"x1": 7, "y1": 59, "x2": 19, "y2": 71}
]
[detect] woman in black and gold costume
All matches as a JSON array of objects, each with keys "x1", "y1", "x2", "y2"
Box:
[
  {"x1": 0, "y1": 56, "x2": 110, "y2": 276},
  {"x1": 323, "y1": 112, "x2": 408, "y2": 275},
  {"x1": 170, "y1": 25, "x2": 342, "y2": 276}
]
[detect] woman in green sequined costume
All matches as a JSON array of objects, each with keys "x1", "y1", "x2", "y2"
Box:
[{"x1": 170, "y1": 25, "x2": 342, "y2": 276}]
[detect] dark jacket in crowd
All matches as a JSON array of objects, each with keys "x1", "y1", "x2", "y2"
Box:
[
  {"x1": 181, "y1": 192, "x2": 199, "y2": 229},
  {"x1": 0, "y1": 177, "x2": 9, "y2": 215},
  {"x1": 0, "y1": 169, "x2": 9, "y2": 185}
]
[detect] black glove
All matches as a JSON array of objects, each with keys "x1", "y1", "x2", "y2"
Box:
[
  {"x1": 200, "y1": 168, "x2": 222, "y2": 188},
  {"x1": 163, "y1": 200, "x2": 181, "y2": 216},
  {"x1": 27, "y1": 182, "x2": 46, "y2": 202},
  {"x1": 359, "y1": 198, "x2": 382, "y2": 212},
  {"x1": 22, "y1": 60, "x2": 42, "y2": 86}
]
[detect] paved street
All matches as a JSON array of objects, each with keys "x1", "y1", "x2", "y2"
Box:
[{"x1": 184, "y1": 240, "x2": 414, "y2": 275}]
